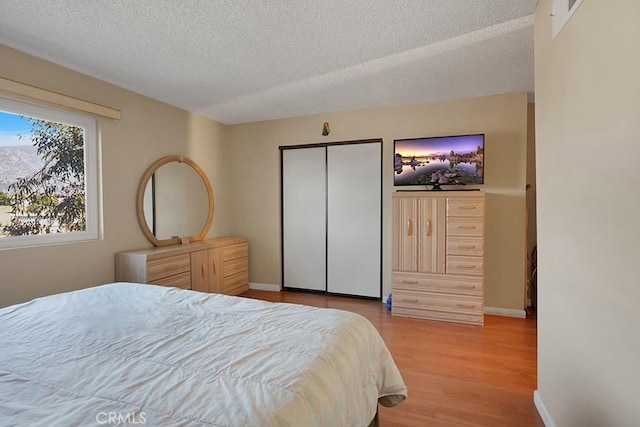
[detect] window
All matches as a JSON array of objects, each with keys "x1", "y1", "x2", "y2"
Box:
[
  {"x1": 552, "y1": 0, "x2": 585, "y2": 39},
  {"x1": 0, "y1": 97, "x2": 100, "y2": 249}
]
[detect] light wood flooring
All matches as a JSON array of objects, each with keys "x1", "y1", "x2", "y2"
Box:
[{"x1": 240, "y1": 289, "x2": 544, "y2": 427}]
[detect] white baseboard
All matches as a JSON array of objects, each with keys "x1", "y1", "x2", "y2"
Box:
[
  {"x1": 249, "y1": 282, "x2": 280, "y2": 292},
  {"x1": 534, "y1": 390, "x2": 556, "y2": 427},
  {"x1": 483, "y1": 306, "x2": 527, "y2": 318}
]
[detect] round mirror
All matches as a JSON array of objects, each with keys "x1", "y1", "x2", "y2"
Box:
[{"x1": 136, "y1": 156, "x2": 214, "y2": 247}]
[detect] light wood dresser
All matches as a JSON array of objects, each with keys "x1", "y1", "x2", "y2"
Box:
[
  {"x1": 392, "y1": 191, "x2": 485, "y2": 325},
  {"x1": 116, "y1": 237, "x2": 249, "y2": 296}
]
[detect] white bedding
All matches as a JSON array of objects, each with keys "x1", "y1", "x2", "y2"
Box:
[{"x1": 0, "y1": 283, "x2": 406, "y2": 426}]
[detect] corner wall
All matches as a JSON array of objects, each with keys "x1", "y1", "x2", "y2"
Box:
[
  {"x1": 0, "y1": 45, "x2": 230, "y2": 307},
  {"x1": 225, "y1": 93, "x2": 529, "y2": 311},
  {"x1": 534, "y1": 0, "x2": 640, "y2": 424}
]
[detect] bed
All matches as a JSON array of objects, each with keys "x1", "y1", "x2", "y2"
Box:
[{"x1": 0, "y1": 282, "x2": 406, "y2": 426}]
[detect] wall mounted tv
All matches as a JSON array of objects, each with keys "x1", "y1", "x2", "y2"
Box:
[{"x1": 393, "y1": 134, "x2": 484, "y2": 189}]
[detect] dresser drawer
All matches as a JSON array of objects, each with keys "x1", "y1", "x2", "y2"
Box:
[
  {"x1": 446, "y1": 256, "x2": 484, "y2": 276},
  {"x1": 447, "y1": 237, "x2": 484, "y2": 257},
  {"x1": 393, "y1": 272, "x2": 483, "y2": 296},
  {"x1": 222, "y1": 244, "x2": 248, "y2": 262},
  {"x1": 447, "y1": 198, "x2": 485, "y2": 217},
  {"x1": 148, "y1": 254, "x2": 191, "y2": 282},
  {"x1": 392, "y1": 306, "x2": 483, "y2": 325},
  {"x1": 393, "y1": 289, "x2": 482, "y2": 316},
  {"x1": 149, "y1": 271, "x2": 191, "y2": 290},
  {"x1": 222, "y1": 270, "x2": 249, "y2": 295},
  {"x1": 447, "y1": 217, "x2": 484, "y2": 237},
  {"x1": 223, "y1": 257, "x2": 248, "y2": 278}
]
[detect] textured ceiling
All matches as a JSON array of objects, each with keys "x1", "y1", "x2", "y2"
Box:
[{"x1": 0, "y1": 0, "x2": 537, "y2": 125}]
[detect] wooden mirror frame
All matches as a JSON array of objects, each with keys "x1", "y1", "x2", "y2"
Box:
[{"x1": 136, "y1": 155, "x2": 214, "y2": 247}]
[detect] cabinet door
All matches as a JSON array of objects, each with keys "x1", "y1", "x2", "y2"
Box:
[
  {"x1": 282, "y1": 147, "x2": 327, "y2": 291},
  {"x1": 392, "y1": 197, "x2": 418, "y2": 272},
  {"x1": 191, "y1": 250, "x2": 213, "y2": 293},
  {"x1": 326, "y1": 143, "x2": 381, "y2": 298},
  {"x1": 418, "y1": 197, "x2": 446, "y2": 274}
]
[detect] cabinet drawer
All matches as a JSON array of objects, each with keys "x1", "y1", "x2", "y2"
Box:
[
  {"x1": 392, "y1": 306, "x2": 483, "y2": 325},
  {"x1": 447, "y1": 237, "x2": 484, "y2": 257},
  {"x1": 446, "y1": 256, "x2": 484, "y2": 276},
  {"x1": 447, "y1": 198, "x2": 484, "y2": 217},
  {"x1": 393, "y1": 272, "x2": 483, "y2": 296},
  {"x1": 222, "y1": 270, "x2": 249, "y2": 295},
  {"x1": 447, "y1": 217, "x2": 484, "y2": 237},
  {"x1": 222, "y1": 244, "x2": 248, "y2": 262},
  {"x1": 393, "y1": 289, "x2": 482, "y2": 315},
  {"x1": 149, "y1": 271, "x2": 191, "y2": 290},
  {"x1": 223, "y1": 257, "x2": 248, "y2": 278},
  {"x1": 148, "y1": 254, "x2": 191, "y2": 282}
]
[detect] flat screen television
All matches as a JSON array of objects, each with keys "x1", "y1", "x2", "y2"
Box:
[{"x1": 393, "y1": 134, "x2": 484, "y2": 189}]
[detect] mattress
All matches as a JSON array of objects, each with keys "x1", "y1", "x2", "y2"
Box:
[{"x1": 0, "y1": 283, "x2": 406, "y2": 426}]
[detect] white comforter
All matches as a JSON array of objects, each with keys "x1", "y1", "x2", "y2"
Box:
[{"x1": 0, "y1": 283, "x2": 406, "y2": 426}]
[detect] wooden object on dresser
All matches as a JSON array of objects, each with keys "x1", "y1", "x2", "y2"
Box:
[
  {"x1": 392, "y1": 191, "x2": 485, "y2": 325},
  {"x1": 116, "y1": 237, "x2": 249, "y2": 296}
]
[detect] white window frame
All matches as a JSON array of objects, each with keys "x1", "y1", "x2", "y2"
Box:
[
  {"x1": 0, "y1": 96, "x2": 101, "y2": 249},
  {"x1": 552, "y1": 0, "x2": 585, "y2": 39}
]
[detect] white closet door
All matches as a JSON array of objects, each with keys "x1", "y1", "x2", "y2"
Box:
[
  {"x1": 282, "y1": 147, "x2": 327, "y2": 291},
  {"x1": 326, "y1": 143, "x2": 381, "y2": 297}
]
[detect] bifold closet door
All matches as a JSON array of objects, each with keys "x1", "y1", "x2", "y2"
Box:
[
  {"x1": 282, "y1": 147, "x2": 326, "y2": 291},
  {"x1": 326, "y1": 143, "x2": 381, "y2": 298}
]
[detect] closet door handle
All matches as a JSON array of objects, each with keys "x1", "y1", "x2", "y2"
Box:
[
  {"x1": 201, "y1": 264, "x2": 206, "y2": 279},
  {"x1": 426, "y1": 220, "x2": 431, "y2": 237},
  {"x1": 407, "y1": 219, "x2": 412, "y2": 236}
]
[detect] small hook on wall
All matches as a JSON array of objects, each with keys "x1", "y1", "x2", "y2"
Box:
[{"x1": 322, "y1": 122, "x2": 330, "y2": 136}]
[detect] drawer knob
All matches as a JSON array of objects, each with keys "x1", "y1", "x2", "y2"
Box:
[
  {"x1": 456, "y1": 303, "x2": 475, "y2": 309},
  {"x1": 456, "y1": 284, "x2": 476, "y2": 289},
  {"x1": 458, "y1": 225, "x2": 477, "y2": 230},
  {"x1": 457, "y1": 206, "x2": 477, "y2": 210},
  {"x1": 459, "y1": 265, "x2": 477, "y2": 269},
  {"x1": 400, "y1": 280, "x2": 418, "y2": 284},
  {"x1": 456, "y1": 245, "x2": 476, "y2": 249}
]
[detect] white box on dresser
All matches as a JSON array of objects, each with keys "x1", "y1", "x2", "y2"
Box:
[{"x1": 392, "y1": 191, "x2": 485, "y2": 325}]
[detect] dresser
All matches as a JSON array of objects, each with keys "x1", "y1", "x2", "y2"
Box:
[
  {"x1": 392, "y1": 191, "x2": 485, "y2": 325},
  {"x1": 115, "y1": 237, "x2": 249, "y2": 295}
]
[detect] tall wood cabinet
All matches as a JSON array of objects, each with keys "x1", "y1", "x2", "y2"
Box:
[
  {"x1": 392, "y1": 191, "x2": 485, "y2": 325},
  {"x1": 116, "y1": 237, "x2": 249, "y2": 296}
]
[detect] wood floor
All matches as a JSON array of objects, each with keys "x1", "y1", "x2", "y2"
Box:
[{"x1": 240, "y1": 289, "x2": 544, "y2": 427}]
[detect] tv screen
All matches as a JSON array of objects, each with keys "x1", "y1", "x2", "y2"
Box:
[{"x1": 394, "y1": 134, "x2": 484, "y2": 187}]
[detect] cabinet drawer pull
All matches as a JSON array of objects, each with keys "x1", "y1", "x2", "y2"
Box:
[
  {"x1": 401, "y1": 298, "x2": 419, "y2": 303},
  {"x1": 163, "y1": 265, "x2": 179, "y2": 271},
  {"x1": 459, "y1": 265, "x2": 477, "y2": 269},
  {"x1": 457, "y1": 225, "x2": 477, "y2": 230},
  {"x1": 426, "y1": 219, "x2": 431, "y2": 237},
  {"x1": 407, "y1": 219, "x2": 413, "y2": 236},
  {"x1": 456, "y1": 303, "x2": 476, "y2": 309},
  {"x1": 400, "y1": 280, "x2": 418, "y2": 284},
  {"x1": 457, "y1": 206, "x2": 477, "y2": 210},
  {"x1": 456, "y1": 284, "x2": 476, "y2": 289},
  {"x1": 456, "y1": 245, "x2": 476, "y2": 249}
]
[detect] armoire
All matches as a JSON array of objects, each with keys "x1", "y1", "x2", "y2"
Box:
[{"x1": 280, "y1": 139, "x2": 382, "y2": 299}]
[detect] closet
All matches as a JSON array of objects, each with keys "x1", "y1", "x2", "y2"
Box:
[{"x1": 281, "y1": 139, "x2": 382, "y2": 298}]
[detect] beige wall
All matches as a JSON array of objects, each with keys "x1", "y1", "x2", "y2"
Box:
[
  {"x1": 225, "y1": 93, "x2": 529, "y2": 311},
  {"x1": 526, "y1": 103, "x2": 537, "y2": 303},
  {"x1": 0, "y1": 45, "x2": 231, "y2": 307},
  {"x1": 535, "y1": 0, "x2": 640, "y2": 425}
]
